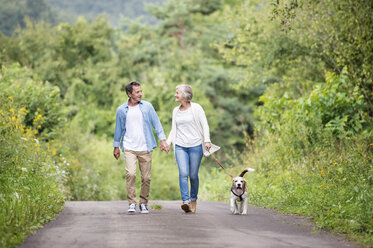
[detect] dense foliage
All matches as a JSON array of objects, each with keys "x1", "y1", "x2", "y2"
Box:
[
  {"x1": 271, "y1": 0, "x2": 373, "y2": 114},
  {"x1": 0, "y1": 0, "x2": 372, "y2": 247},
  {"x1": 0, "y1": 65, "x2": 67, "y2": 247}
]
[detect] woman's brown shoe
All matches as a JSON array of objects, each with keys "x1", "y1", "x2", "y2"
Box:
[
  {"x1": 191, "y1": 200, "x2": 197, "y2": 213},
  {"x1": 181, "y1": 203, "x2": 192, "y2": 213}
]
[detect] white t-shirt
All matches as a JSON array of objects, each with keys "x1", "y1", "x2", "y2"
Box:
[
  {"x1": 175, "y1": 107, "x2": 202, "y2": 147},
  {"x1": 123, "y1": 105, "x2": 147, "y2": 151}
]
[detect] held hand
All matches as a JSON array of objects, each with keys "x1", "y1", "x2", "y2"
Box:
[
  {"x1": 205, "y1": 142, "x2": 212, "y2": 151},
  {"x1": 164, "y1": 143, "x2": 170, "y2": 153},
  {"x1": 113, "y1": 147, "x2": 120, "y2": 160},
  {"x1": 160, "y1": 140, "x2": 170, "y2": 154}
]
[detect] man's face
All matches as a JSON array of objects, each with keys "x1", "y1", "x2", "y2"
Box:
[{"x1": 128, "y1": 85, "x2": 142, "y2": 102}]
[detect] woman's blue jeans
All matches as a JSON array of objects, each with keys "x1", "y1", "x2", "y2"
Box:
[{"x1": 175, "y1": 144, "x2": 203, "y2": 203}]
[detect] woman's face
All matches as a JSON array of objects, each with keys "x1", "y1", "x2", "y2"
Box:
[{"x1": 175, "y1": 89, "x2": 185, "y2": 103}]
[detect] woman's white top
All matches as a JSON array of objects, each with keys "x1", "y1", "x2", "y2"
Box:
[
  {"x1": 175, "y1": 107, "x2": 202, "y2": 147},
  {"x1": 123, "y1": 105, "x2": 147, "y2": 151},
  {"x1": 167, "y1": 102, "x2": 220, "y2": 157}
]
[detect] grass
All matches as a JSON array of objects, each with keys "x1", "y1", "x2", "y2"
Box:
[
  {"x1": 199, "y1": 133, "x2": 373, "y2": 247},
  {"x1": 150, "y1": 204, "x2": 163, "y2": 210},
  {"x1": 0, "y1": 98, "x2": 67, "y2": 248}
]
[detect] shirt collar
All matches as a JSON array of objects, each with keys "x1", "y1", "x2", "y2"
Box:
[{"x1": 125, "y1": 99, "x2": 143, "y2": 108}]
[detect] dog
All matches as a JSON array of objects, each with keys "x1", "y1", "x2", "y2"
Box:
[{"x1": 230, "y1": 168, "x2": 255, "y2": 215}]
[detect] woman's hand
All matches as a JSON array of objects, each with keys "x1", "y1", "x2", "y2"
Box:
[
  {"x1": 160, "y1": 140, "x2": 170, "y2": 154},
  {"x1": 205, "y1": 142, "x2": 212, "y2": 151}
]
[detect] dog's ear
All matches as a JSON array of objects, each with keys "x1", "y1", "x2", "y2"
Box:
[{"x1": 243, "y1": 180, "x2": 247, "y2": 190}]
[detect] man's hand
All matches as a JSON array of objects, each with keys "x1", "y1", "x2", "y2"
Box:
[
  {"x1": 113, "y1": 147, "x2": 120, "y2": 160},
  {"x1": 160, "y1": 140, "x2": 170, "y2": 153}
]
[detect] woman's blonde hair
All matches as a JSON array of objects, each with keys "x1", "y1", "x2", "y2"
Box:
[{"x1": 176, "y1": 84, "x2": 193, "y2": 102}]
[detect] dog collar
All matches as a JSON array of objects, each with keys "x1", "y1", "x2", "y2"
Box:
[{"x1": 231, "y1": 187, "x2": 245, "y2": 201}]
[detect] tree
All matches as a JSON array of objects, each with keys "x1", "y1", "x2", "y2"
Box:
[
  {"x1": 271, "y1": 0, "x2": 373, "y2": 114},
  {"x1": 215, "y1": 0, "x2": 325, "y2": 99}
]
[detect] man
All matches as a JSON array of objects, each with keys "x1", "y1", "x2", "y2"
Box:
[{"x1": 113, "y1": 81, "x2": 169, "y2": 214}]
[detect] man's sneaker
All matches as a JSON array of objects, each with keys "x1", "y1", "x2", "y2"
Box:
[
  {"x1": 140, "y1": 203, "x2": 149, "y2": 214},
  {"x1": 128, "y1": 203, "x2": 136, "y2": 213}
]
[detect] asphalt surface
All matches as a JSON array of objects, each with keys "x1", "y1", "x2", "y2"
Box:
[{"x1": 19, "y1": 201, "x2": 360, "y2": 248}]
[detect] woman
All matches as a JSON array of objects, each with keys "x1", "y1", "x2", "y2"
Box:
[{"x1": 166, "y1": 84, "x2": 219, "y2": 213}]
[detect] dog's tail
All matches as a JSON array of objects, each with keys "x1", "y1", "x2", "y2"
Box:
[{"x1": 239, "y1": 168, "x2": 255, "y2": 177}]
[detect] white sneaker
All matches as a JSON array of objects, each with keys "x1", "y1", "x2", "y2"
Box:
[
  {"x1": 128, "y1": 203, "x2": 136, "y2": 213},
  {"x1": 140, "y1": 203, "x2": 149, "y2": 214}
]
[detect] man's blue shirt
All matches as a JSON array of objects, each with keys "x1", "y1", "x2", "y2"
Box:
[{"x1": 113, "y1": 100, "x2": 166, "y2": 152}]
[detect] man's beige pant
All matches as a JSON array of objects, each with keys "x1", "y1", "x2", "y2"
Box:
[{"x1": 124, "y1": 150, "x2": 152, "y2": 205}]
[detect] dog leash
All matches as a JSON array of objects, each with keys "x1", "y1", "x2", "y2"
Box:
[{"x1": 208, "y1": 151, "x2": 233, "y2": 179}]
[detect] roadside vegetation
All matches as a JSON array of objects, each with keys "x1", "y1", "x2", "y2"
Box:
[
  {"x1": 199, "y1": 71, "x2": 372, "y2": 245},
  {"x1": 0, "y1": 0, "x2": 371, "y2": 247}
]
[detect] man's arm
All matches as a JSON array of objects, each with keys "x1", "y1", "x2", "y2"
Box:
[
  {"x1": 149, "y1": 104, "x2": 169, "y2": 152},
  {"x1": 149, "y1": 104, "x2": 166, "y2": 141},
  {"x1": 113, "y1": 109, "x2": 123, "y2": 159}
]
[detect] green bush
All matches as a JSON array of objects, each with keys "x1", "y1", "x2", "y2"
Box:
[
  {"x1": 0, "y1": 65, "x2": 68, "y2": 247},
  {"x1": 56, "y1": 120, "x2": 126, "y2": 201},
  {"x1": 0, "y1": 64, "x2": 64, "y2": 140},
  {"x1": 257, "y1": 68, "x2": 368, "y2": 138},
  {"x1": 243, "y1": 134, "x2": 372, "y2": 246}
]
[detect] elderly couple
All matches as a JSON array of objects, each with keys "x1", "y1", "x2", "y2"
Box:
[{"x1": 113, "y1": 81, "x2": 219, "y2": 214}]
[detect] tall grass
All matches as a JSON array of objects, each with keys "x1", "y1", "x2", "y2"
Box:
[
  {"x1": 0, "y1": 97, "x2": 67, "y2": 248},
  {"x1": 249, "y1": 133, "x2": 372, "y2": 245},
  {"x1": 199, "y1": 132, "x2": 372, "y2": 246},
  {"x1": 0, "y1": 65, "x2": 70, "y2": 248}
]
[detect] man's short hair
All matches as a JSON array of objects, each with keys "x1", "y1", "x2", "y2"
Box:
[{"x1": 125, "y1": 81, "x2": 141, "y2": 96}]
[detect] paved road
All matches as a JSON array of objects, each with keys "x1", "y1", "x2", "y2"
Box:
[{"x1": 19, "y1": 201, "x2": 359, "y2": 248}]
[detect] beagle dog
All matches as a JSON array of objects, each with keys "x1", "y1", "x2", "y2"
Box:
[{"x1": 230, "y1": 168, "x2": 255, "y2": 215}]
